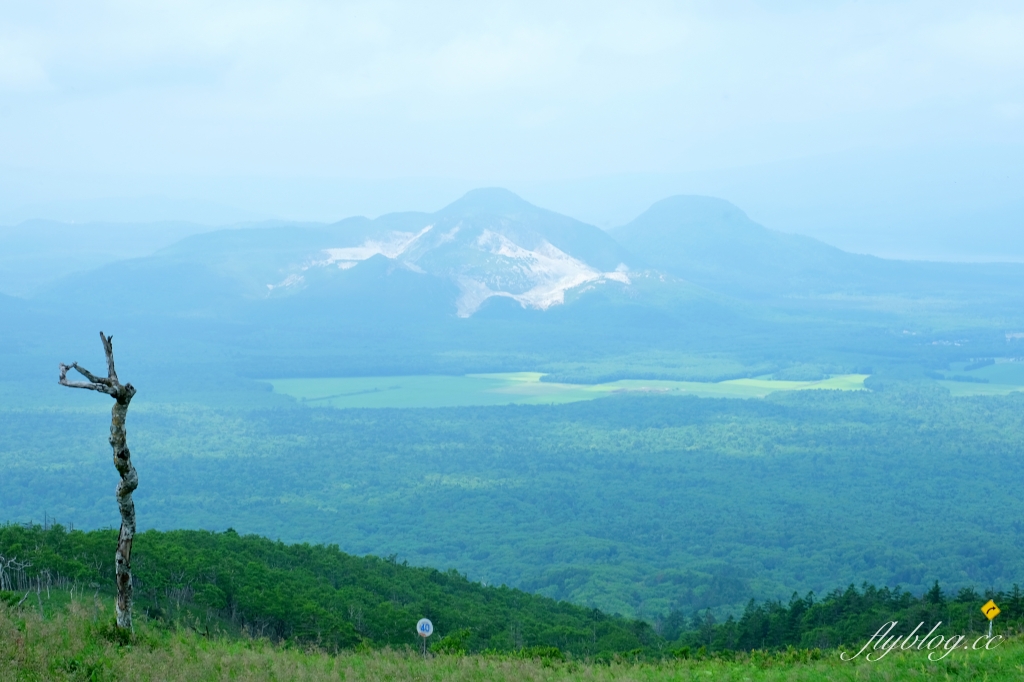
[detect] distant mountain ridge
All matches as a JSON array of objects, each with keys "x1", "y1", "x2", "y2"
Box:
[
  {"x1": 6, "y1": 188, "x2": 1024, "y2": 385},
  {"x1": 0, "y1": 220, "x2": 219, "y2": 296},
  {"x1": 614, "y1": 195, "x2": 1024, "y2": 301},
  {"x1": 17, "y1": 188, "x2": 1024, "y2": 320},
  {"x1": 46, "y1": 188, "x2": 640, "y2": 319},
  {"x1": 612, "y1": 196, "x2": 858, "y2": 297}
]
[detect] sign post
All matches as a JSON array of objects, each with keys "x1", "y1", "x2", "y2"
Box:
[
  {"x1": 416, "y1": 617, "x2": 434, "y2": 657},
  {"x1": 981, "y1": 599, "x2": 1000, "y2": 639}
]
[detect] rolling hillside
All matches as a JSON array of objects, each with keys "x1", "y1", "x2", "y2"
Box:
[{"x1": 613, "y1": 195, "x2": 1024, "y2": 306}]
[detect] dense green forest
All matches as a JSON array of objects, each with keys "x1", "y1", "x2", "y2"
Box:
[
  {"x1": 0, "y1": 524, "x2": 657, "y2": 657},
  {"x1": 666, "y1": 582, "x2": 1022, "y2": 654},
  {"x1": 3, "y1": 382, "x2": 1023, "y2": 619}
]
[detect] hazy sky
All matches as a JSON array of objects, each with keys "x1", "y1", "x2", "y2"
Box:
[{"x1": 1, "y1": 1, "x2": 1022, "y2": 257}]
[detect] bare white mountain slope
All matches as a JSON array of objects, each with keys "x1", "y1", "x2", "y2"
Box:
[{"x1": 264, "y1": 188, "x2": 637, "y2": 316}]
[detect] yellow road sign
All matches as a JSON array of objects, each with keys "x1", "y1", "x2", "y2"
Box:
[{"x1": 982, "y1": 600, "x2": 1000, "y2": 620}]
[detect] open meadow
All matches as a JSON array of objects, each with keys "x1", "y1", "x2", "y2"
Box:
[
  {"x1": 267, "y1": 373, "x2": 871, "y2": 409},
  {"x1": 3, "y1": 597, "x2": 1024, "y2": 682}
]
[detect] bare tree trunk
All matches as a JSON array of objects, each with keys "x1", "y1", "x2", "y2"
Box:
[
  {"x1": 0, "y1": 555, "x2": 31, "y2": 592},
  {"x1": 59, "y1": 332, "x2": 138, "y2": 630}
]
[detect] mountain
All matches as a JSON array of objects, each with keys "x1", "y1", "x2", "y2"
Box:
[
  {"x1": 48, "y1": 190, "x2": 1024, "y2": 325},
  {"x1": 19, "y1": 189, "x2": 764, "y2": 383},
  {"x1": 611, "y1": 196, "x2": 859, "y2": 297},
  {"x1": 17, "y1": 188, "x2": 1024, "y2": 385},
  {"x1": 0, "y1": 220, "x2": 220, "y2": 296},
  {"x1": 40, "y1": 188, "x2": 641, "y2": 319},
  {"x1": 613, "y1": 195, "x2": 1024, "y2": 304},
  {"x1": 263, "y1": 188, "x2": 636, "y2": 317}
]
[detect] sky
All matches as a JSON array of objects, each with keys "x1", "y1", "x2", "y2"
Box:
[{"x1": 1, "y1": 1, "x2": 1022, "y2": 259}]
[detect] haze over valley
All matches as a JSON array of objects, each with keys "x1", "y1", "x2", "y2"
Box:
[
  {"x1": 2, "y1": 2, "x2": 1023, "y2": 671},
  {"x1": 3, "y1": 187, "x2": 1024, "y2": 621}
]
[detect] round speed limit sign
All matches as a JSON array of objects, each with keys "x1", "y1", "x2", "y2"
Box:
[{"x1": 416, "y1": 618, "x2": 434, "y2": 638}]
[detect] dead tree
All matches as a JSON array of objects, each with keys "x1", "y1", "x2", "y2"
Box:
[
  {"x1": 59, "y1": 332, "x2": 138, "y2": 630},
  {"x1": 0, "y1": 554, "x2": 31, "y2": 591}
]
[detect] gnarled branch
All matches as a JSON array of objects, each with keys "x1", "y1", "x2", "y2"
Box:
[{"x1": 58, "y1": 332, "x2": 134, "y2": 402}]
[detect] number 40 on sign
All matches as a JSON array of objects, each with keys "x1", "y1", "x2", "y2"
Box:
[{"x1": 417, "y1": 618, "x2": 434, "y2": 637}]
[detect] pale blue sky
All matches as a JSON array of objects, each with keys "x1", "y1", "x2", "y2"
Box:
[{"x1": 1, "y1": 1, "x2": 1022, "y2": 258}]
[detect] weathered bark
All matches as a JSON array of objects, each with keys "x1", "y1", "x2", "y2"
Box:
[
  {"x1": 59, "y1": 332, "x2": 137, "y2": 630},
  {"x1": 0, "y1": 555, "x2": 31, "y2": 592}
]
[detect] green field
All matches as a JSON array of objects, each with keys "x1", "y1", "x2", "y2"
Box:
[
  {"x1": 3, "y1": 599, "x2": 1023, "y2": 682},
  {"x1": 938, "y1": 359, "x2": 1024, "y2": 396},
  {"x1": 268, "y1": 373, "x2": 870, "y2": 408},
  {"x1": 938, "y1": 381, "x2": 1024, "y2": 397}
]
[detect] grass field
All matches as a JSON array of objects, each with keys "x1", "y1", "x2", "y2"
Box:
[
  {"x1": 267, "y1": 373, "x2": 870, "y2": 409},
  {"x1": 4, "y1": 599, "x2": 1024, "y2": 682},
  {"x1": 938, "y1": 381, "x2": 1024, "y2": 397},
  {"x1": 937, "y1": 358, "x2": 1024, "y2": 396}
]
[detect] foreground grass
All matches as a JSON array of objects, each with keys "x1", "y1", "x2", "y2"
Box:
[{"x1": 3, "y1": 601, "x2": 1024, "y2": 681}]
